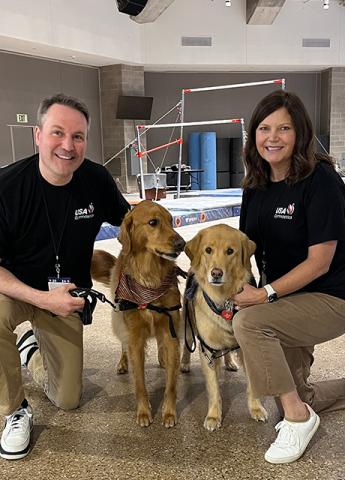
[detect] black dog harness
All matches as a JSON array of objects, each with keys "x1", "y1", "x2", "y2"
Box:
[
  {"x1": 71, "y1": 267, "x2": 187, "y2": 338},
  {"x1": 183, "y1": 274, "x2": 239, "y2": 367}
]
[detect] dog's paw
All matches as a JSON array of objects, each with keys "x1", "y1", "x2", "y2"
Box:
[
  {"x1": 116, "y1": 355, "x2": 128, "y2": 375},
  {"x1": 249, "y1": 405, "x2": 268, "y2": 423},
  {"x1": 162, "y1": 412, "x2": 177, "y2": 428},
  {"x1": 204, "y1": 416, "x2": 222, "y2": 431},
  {"x1": 116, "y1": 364, "x2": 128, "y2": 374},
  {"x1": 136, "y1": 411, "x2": 153, "y2": 427},
  {"x1": 180, "y1": 362, "x2": 190, "y2": 373}
]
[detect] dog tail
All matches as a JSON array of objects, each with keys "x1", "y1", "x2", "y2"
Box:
[{"x1": 91, "y1": 249, "x2": 116, "y2": 286}]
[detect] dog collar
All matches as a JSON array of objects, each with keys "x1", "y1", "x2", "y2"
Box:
[{"x1": 202, "y1": 291, "x2": 235, "y2": 321}]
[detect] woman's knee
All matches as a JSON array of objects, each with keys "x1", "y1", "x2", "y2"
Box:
[{"x1": 233, "y1": 307, "x2": 258, "y2": 340}]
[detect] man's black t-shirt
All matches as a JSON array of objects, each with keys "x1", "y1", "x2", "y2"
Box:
[
  {"x1": 0, "y1": 154, "x2": 130, "y2": 290},
  {"x1": 240, "y1": 162, "x2": 345, "y2": 299}
]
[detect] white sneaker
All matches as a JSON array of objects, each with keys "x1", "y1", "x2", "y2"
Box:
[
  {"x1": 0, "y1": 400, "x2": 33, "y2": 460},
  {"x1": 265, "y1": 404, "x2": 320, "y2": 464}
]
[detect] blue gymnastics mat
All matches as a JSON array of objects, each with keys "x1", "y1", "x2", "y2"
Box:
[{"x1": 96, "y1": 188, "x2": 242, "y2": 241}]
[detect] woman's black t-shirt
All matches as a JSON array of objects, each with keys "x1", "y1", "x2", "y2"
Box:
[{"x1": 240, "y1": 162, "x2": 345, "y2": 299}]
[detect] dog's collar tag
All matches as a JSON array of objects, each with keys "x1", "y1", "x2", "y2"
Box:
[
  {"x1": 138, "y1": 303, "x2": 148, "y2": 310},
  {"x1": 221, "y1": 309, "x2": 233, "y2": 321}
]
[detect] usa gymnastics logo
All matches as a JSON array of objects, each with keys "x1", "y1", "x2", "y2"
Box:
[
  {"x1": 75, "y1": 203, "x2": 95, "y2": 220},
  {"x1": 274, "y1": 203, "x2": 295, "y2": 220}
]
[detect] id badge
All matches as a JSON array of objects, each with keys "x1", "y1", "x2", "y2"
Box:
[{"x1": 48, "y1": 277, "x2": 71, "y2": 291}]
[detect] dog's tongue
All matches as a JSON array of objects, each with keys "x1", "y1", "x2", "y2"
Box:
[{"x1": 221, "y1": 310, "x2": 233, "y2": 321}]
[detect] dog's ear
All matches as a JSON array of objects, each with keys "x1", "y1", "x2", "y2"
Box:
[
  {"x1": 240, "y1": 233, "x2": 256, "y2": 270},
  {"x1": 185, "y1": 233, "x2": 201, "y2": 263},
  {"x1": 118, "y1": 211, "x2": 133, "y2": 256}
]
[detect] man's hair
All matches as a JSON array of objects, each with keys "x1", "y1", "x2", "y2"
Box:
[
  {"x1": 242, "y1": 90, "x2": 333, "y2": 189},
  {"x1": 37, "y1": 93, "x2": 91, "y2": 130}
]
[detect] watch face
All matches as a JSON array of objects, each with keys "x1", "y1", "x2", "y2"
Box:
[{"x1": 268, "y1": 293, "x2": 278, "y2": 303}]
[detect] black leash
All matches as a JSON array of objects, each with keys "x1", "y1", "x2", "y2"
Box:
[
  {"x1": 182, "y1": 274, "x2": 239, "y2": 366},
  {"x1": 70, "y1": 287, "x2": 118, "y2": 325},
  {"x1": 70, "y1": 287, "x2": 181, "y2": 337}
]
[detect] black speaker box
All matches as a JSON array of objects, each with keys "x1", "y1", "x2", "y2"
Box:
[{"x1": 116, "y1": 0, "x2": 148, "y2": 16}]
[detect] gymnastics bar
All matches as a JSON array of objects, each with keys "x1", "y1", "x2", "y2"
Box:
[
  {"x1": 176, "y1": 78, "x2": 286, "y2": 198},
  {"x1": 136, "y1": 119, "x2": 244, "y2": 200}
]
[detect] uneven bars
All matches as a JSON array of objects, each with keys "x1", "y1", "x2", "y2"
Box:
[
  {"x1": 138, "y1": 119, "x2": 242, "y2": 129},
  {"x1": 183, "y1": 79, "x2": 285, "y2": 94},
  {"x1": 137, "y1": 138, "x2": 183, "y2": 157}
]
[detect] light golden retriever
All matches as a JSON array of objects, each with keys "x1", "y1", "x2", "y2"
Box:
[
  {"x1": 91, "y1": 200, "x2": 185, "y2": 428},
  {"x1": 180, "y1": 224, "x2": 267, "y2": 431}
]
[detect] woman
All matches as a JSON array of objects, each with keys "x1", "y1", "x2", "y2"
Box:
[{"x1": 233, "y1": 90, "x2": 345, "y2": 464}]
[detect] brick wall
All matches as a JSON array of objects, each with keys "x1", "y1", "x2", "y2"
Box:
[{"x1": 100, "y1": 64, "x2": 145, "y2": 193}]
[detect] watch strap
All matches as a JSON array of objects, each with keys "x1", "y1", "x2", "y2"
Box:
[{"x1": 263, "y1": 284, "x2": 276, "y2": 298}]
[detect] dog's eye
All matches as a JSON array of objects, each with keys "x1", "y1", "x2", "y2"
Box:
[
  {"x1": 227, "y1": 248, "x2": 234, "y2": 255},
  {"x1": 205, "y1": 247, "x2": 212, "y2": 254},
  {"x1": 149, "y1": 218, "x2": 159, "y2": 226}
]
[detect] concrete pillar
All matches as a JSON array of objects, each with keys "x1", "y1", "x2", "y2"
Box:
[
  {"x1": 100, "y1": 64, "x2": 146, "y2": 193},
  {"x1": 329, "y1": 68, "x2": 345, "y2": 166}
]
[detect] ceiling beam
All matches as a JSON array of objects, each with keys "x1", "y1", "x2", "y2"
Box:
[
  {"x1": 130, "y1": 0, "x2": 175, "y2": 23},
  {"x1": 246, "y1": 0, "x2": 286, "y2": 25}
]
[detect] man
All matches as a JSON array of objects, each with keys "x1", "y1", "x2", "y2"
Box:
[{"x1": 0, "y1": 93, "x2": 130, "y2": 460}]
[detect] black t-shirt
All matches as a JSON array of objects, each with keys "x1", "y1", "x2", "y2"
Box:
[
  {"x1": 240, "y1": 161, "x2": 345, "y2": 299},
  {"x1": 0, "y1": 154, "x2": 130, "y2": 290}
]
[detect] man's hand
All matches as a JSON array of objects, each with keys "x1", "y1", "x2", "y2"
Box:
[
  {"x1": 40, "y1": 283, "x2": 85, "y2": 317},
  {"x1": 233, "y1": 283, "x2": 267, "y2": 309}
]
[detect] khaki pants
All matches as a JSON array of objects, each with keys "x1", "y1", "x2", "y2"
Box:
[
  {"x1": 0, "y1": 293, "x2": 83, "y2": 416},
  {"x1": 232, "y1": 292, "x2": 345, "y2": 414}
]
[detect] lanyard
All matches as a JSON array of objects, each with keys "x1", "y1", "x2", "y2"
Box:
[{"x1": 39, "y1": 175, "x2": 72, "y2": 278}]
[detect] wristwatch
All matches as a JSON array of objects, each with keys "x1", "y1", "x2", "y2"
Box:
[{"x1": 263, "y1": 284, "x2": 278, "y2": 303}]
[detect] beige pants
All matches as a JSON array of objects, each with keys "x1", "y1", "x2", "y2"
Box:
[
  {"x1": 233, "y1": 292, "x2": 345, "y2": 414},
  {"x1": 0, "y1": 293, "x2": 83, "y2": 416}
]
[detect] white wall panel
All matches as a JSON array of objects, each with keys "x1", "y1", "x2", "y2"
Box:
[{"x1": 0, "y1": 0, "x2": 142, "y2": 64}]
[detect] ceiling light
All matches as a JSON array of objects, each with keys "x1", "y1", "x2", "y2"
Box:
[
  {"x1": 323, "y1": 0, "x2": 330, "y2": 9},
  {"x1": 225, "y1": 0, "x2": 231, "y2": 6}
]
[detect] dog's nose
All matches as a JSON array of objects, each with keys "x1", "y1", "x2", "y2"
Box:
[
  {"x1": 211, "y1": 268, "x2": 223, "y2": 280},
  {"x1": 174, "y1": 236, "x2": 186, "y2": 252}
]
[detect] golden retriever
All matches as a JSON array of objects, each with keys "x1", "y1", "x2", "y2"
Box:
[
  {"x1": 180, "y1": 224, "x2": 267, "y2": 431},
  {"x1": 91, "y1": 200, "x2": 185, "y2": 428}
]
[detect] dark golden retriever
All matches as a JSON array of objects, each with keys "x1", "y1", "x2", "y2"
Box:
[
  {"x1": 91, "y1": 200, "x2": 185, "y2": 428},
  {"x1": 180, "y1": 224, "x2": 267, "y2": 430}
]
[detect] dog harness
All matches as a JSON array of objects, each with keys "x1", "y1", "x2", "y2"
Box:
[
  {"x1": 183, "y1": 274, "x2": 239, "y2": 367},
  {"x1": 113, "y1": 266, "x2": 187, "y2": 338}
]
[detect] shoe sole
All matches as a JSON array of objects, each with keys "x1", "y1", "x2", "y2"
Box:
[
  {"x1": 265, "y1": 414, "x2": 321, "y2": 464},
  {"x1": 0, "y1": 444, "x2": 31, "y2": 460}
]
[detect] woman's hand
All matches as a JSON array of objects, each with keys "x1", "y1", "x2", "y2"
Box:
[{"x1": 233, "y1": 283, "x2": 267, "y2": 309}]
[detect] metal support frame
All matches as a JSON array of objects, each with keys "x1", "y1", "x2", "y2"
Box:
[
  {"x1": 176, "y1": 78, "x2": 286, "y2": 198},
  {"x1": 7, "y1": 124, "x2": 37, "y2": 163},
  {"x1": 137, "y1": 119, "x2": 245, "y2": 200}
]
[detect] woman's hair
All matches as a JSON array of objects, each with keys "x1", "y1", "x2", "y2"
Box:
[
  {"x1": 37, "y1": 93, "x2": 90, "y2": 130},
  {"x1": 242, "y1": 90, "x2": 333, "y2": 189}
]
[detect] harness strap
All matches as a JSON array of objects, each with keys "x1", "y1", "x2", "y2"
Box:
[
  {"x1": 182, "y1": 274, "x2": 239, "y2": 365},
  {"x1": 115, "y1": 299, "x2": 181, "y2": 339},
  {"x1": 199, "y1": 336, "x2": 240, "y2": 367}
]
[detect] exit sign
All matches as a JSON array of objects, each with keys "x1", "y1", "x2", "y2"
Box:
[{"x1": 16, "y1": 113, "x2": 28, "y2": 123}]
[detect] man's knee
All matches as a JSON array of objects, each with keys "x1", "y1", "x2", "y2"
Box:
[{"x1": 49, "y1": 388, "x2": 82, "y2": 411}]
